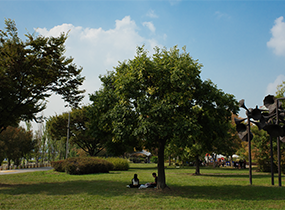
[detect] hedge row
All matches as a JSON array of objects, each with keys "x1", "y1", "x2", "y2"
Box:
[
  {"x1": 104, "y1": 157, "x2": 129, "y2": 171},
  {"x1": 51, "y1": 157, "x2": 129, "y2": 175}
]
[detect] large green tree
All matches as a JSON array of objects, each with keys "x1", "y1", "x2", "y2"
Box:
[
  {"x1": 107, "y1": 46, "x2": 238, "y2": 189},
  {"x1": 0, "y1": 19, "x2": 85, "y2": 133}
]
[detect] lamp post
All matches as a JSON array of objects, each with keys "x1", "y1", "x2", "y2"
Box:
[
  {"x1": 66, "y1": 111, "x2": 70, "y2": 159},
  {"x1": 270, "y1": 135, "x2": 274, "y2": 185}
]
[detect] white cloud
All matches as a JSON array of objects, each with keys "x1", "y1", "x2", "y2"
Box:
[
  {"x1": 265, "y1": 74, "x2": 285, "y2": 95},
  {"x1": 35, "y1": 24, "x2": 80, "y2": 37},
  {"x1": 143, "y1": 21, "x2": 156, "y2": 33},
  {"x1": 215, "y1": 11, "x2": 231, "y2": 20},
  {"x1": 146, "y1": 9, "x2": 158, "y2": 18},
  {"x1": 34, "y1": 16, "x2": 161, "y2": 121},
  {"x1": 267, "y1": 16, "x2": 285, "y2": 56}
]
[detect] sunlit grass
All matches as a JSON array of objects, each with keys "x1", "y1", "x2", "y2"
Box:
[{"x1": 0, "y1": 163, "x2": 285, "y2": 209}]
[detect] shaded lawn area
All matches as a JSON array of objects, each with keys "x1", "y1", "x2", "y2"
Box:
[{"x1": 0, "y1": 163, "x2": 285, "y2": 209}]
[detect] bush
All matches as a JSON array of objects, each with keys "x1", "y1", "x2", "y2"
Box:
[
  {"x1": 51, "y1": 160, "x2": 65, "y2": 172},
  {"x1": 257, "y1": 159, "x2": 278, "y2": 173},
  {"x1": 52, "y1": 157, "x2": 114, "y2": 175},
  {"x1": 105, "y1": 157, "x2": 129, "y2": 171},
  {"x1": 150, "y1": 156, "x2": 158, "y2": 164}
]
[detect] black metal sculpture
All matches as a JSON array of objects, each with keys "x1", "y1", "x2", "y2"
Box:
[
  {"x1": 262, "y1": 95, "x2": 285, "y2": 187},
  {"x1": 235, "y1": 99, "x2": 262, "y2": 185},
  {"x1": 235, "y1": 95, "x2": 285, "y2": 186}
]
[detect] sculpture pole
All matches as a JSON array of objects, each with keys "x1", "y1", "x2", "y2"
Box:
[
  {"x1": 275, "y1": 98, "x2": 285, "y2": 187},
  {"x1": 270, "y1": 135, "x2": 274, "y2": 185},
  {"x1": 247, "y1": 113, "x2": 252, "y2": 185}
]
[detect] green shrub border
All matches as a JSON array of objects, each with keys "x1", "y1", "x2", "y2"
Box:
[
  {"x1": 103, "y1": 157, "x2": 129, "y2": 171},
  {"x1": 51, "y1": 157, "x2": 129, "y2": 175}
]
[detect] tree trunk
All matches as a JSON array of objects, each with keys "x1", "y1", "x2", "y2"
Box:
[
  {"x1": 195, "y1": 155, "x2": 201, "y2": 175},
  {"x1": 157, "y1": 139, "x2": 167, "y2": 189},
  {"x1": 212, "y1": 154, "x2": 217, "y2": 168},
  {"x1": 168, "y1": 156, "x2": 171, "y2": 166},
  {"x1": 14, "y1": 158, "x2": 20, "y2": 166}
]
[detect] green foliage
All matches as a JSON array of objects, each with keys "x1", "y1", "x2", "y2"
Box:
[
  {"x1": 0, "y1": 126, "x2": 34, "y2": 166},
  {"x1": 52, "y1": 157, "x2": 114, "y2": 175},
  {"x1": 101, "y1": 45, "x2": 238, "y2": 188},
  {"x1": 251, "y1": 125, "x2": 285, "y2": 173},
  {"x1": 258, "y1": 159, "x2": 278, "y2": 173},
  {"x1": 104, "y1": 157, "x2": 129, "y2": 171},
  {"x1": 89, "y1": 73, "x2": 140, "y2": 156},
  {"x1": 47, "y1": 107, "x2": 107, "y2": 157},
  {"x1": 51, "y1": 160, "x2": 65, "y2": 172},
  {"x1": 0, "y1": 18, "x2": 85, "y2": 133},
  {"x1": 33, "y1": 122, "x2": 49, "y2": 163},
  {"x1": 150, "y1": 156, "x2": 158, "y2": 163},
  {"x1": 276, "y1": 81, "x2": 285, "y2": 99}
]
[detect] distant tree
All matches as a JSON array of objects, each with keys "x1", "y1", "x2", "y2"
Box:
[
  {"x1": 0, "y1": 18, "x2": 85, "y2": 133},
  {"x1": 45, "y1": 134, "x2": 59, "y2": 161},
  {"x1": 33, "y1": 121, "x2": 48, "y2": 163},
  {"x1": 178, "y1": 105, "x2": 240, "y2": 174},
  {"x1": 47, "y1": 106, "x2": 113, "y2": 157},
  {"x1": 0, "y1": 126, "x2": 33, "y2": 166},
  {"x1": 106, "y1": 46, "x2": 238, "y2": 189},
  {"x1": 276, "y1": 81, "x2": 285, "y2": 99},
  {"x1": 250, "y1": 124, "x2": 285, "y2": 173}
]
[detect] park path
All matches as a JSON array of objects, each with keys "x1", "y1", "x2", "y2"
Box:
[{"x1": 0, "y1": 167, "x2": 53, "y2": 175}]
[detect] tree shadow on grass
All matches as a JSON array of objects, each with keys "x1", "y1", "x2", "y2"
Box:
[
  {"x1": 128, "y1": 166, "x2": 158, "y2": 170},
  {"x1": 167, "y1": 184, "x2": 285, "y2": 201},
  {"x1": 192, "y1": 173, "x2": 276, "y2": 179},
  {"x1": 0, "y1": 177, "x2": 285, "y2": 201}
]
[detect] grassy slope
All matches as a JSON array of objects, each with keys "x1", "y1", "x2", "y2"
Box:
[{"x1": 0, "y1": 163, "x2": 284, "y2": 209}]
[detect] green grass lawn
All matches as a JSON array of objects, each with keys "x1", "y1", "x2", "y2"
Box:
[{"x1": 0, "y1": 163, "x2": 285, "y2": 209}]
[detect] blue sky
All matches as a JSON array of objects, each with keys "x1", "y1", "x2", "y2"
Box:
[{"x1": 1, "y1": 0, "x2": 285, "y2": 129}]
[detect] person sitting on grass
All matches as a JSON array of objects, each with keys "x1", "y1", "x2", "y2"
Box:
[
  {"x1": 127, "y1": 174, "x2": 140, "y2": 188},
  {"x1": 139, "y1": 172, "x2": 158, "y2": 189}
]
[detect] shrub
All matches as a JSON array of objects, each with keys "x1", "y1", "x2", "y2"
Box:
[
  {"x1": 150, "y1": 156, "x2": 158, "y2": 164},
  {"x1": 257, "y1": 159, "x2": 278, "y2": 173},
  {"x1": 105, "y1": 157, "x2": 129, "y2": 171},
  {"x1": 51, "y1": 160, "x2": 65, "y2": 172},
  {"x1": 54, "y1": 157, "x2": 114, "y2": 175}
]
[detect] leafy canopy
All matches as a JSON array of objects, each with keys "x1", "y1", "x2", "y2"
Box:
[
  {"x1": 0, "y1": 19, "x2": 85, "y2": 132},
  {"x1": 107, "y1": 45, "x2": 238, "y2": 189}
]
